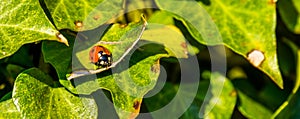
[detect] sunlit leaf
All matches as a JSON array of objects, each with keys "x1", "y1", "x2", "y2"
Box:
[
  {"x1": 12, "y1": 68, "x2": 97, "y2": 118},
  {"x1": 155, "y1": 0, "x2": 283, "y2": 88},
  {"x1": 142, "y1": 24, "x2": 189, "y2": 58},
  {"x1": 0, "y1": 99, "x2": 21, "y2": 118},
  {"x1": 44, "y1": 0, "x2": 123, "y2": 30},
  {"x1": 0, "y1": 0, "x2": 58, "y2": 59}
]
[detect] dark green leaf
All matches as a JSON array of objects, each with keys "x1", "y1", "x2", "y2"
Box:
[
  {"x1": 278, "y1": 0, "x2": 300, "y2": 34},
  {"x1": 275, "y1": 89, "x2": 300, "y2": 119},
  {"x1": 237, "y1": 90, "x2": 272, "y2": 118},
  {"x1": 273, "y1": 50, "x2": 300, "y2": 118},
  {"x1": 0, "y1": 91, "x2": 12, "y2": 102},
  {"x1": 42, "y1": 30, "x2": 76, "y2": 92}
]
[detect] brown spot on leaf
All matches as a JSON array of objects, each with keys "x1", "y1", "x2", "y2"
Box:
[
  {"x1": 230, "y1": 90, "x2": 237, "y2": 97},
  {"x1": 74, "y1": 20, "x2": 83, "y2": 29},
  {"x1": 93, "y1": 15, "x2": 100, "y2": 20},
  {"x1": 181, "y1": 42, "x2": 187, "y2": 48},
  {"x1": 119, "y1": 24, "x2": 128, "y2": 28},
  {"x1": 133, "y1": 101, "x2": 140, "y2": 110},
  {"x1": 129, "y1": 100, "x2": 141, "y2": 119},
  {"x1": 181, "y1": 42, "x2": 188, "y2": 55},
  {"x1": 151, "y1": 61, "x2": 160, "y2": 73}
]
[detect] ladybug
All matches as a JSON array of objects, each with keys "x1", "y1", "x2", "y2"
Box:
[{"x1": 89, "y1": 45, "x2": 112, "y2": 68}]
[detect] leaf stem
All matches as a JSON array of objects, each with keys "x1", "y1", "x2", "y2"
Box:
[{"x1": 271, "y1": 50, "x2": 300, "y2": 118}]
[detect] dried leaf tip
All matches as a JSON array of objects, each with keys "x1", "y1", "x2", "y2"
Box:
[
  {"x1": 56, "y1": 33, "x2": 69, "y2": 47},
  {"x1": 247, "y1": 50, "x2": 265, "y2": 67}
]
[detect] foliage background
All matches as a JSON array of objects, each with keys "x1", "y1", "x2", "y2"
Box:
[{"x1": 0, "y1": 0, "x2": 300, "y2": 118}]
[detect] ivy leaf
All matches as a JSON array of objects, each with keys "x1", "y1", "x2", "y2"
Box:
[
  {"x1": 237, "y1": 90, "x2": 272, "y2": 118},
  {"x1": 43, "y1": 21, "x2": 148, "y2": 94},
  {"x1": 273, "y1": 50, "x2": 300, "y2": 118},
  {"x1": 141, "y1": 24, "x2": 189, "y2": 58},
  {"x1": 74, "y1": 21, "x2": 146, "y2": 71},
  {"x1": 0, "y1": 99, "x2": 21, "y2": 118},
  {"x1": 43, "y1": 0, "x2": 123, "y2": 30},
  {"x1": 201, "y1": 72, "x2": 237, "y2": 118},
  {"x1": 42, "y1": 29, "x2": 77, "y2": 93},
  {"x1": 155, "y1": 0, "x2": 283, "y2": 89},
  {"x1": 71, "y1": 21, "x2": 191, "y2": 118},
  {"x1": 44, "y1": 15, "x2": 190, "y2": 118},
  {"x1": 144, "y1": 80, "x2": 210, "y2": 118},
  {"x1": 275, "y1": 88, "x2": 300, "y2": 119},
  {"x1": 278, "y1": 0, "x2": 300, "y2": 34},
  {"x1": 95, "y1": 49, "x2": 163, "y2": 118},
  {"x1": 0, "y1": 0, "x2": 59, "y2": 59},
  {"x1": 12, "y1": 68, "x2": 97, "y2": 118},
  {"x1": 71, "y1": 20, "x2": 190, "y2": 118}
]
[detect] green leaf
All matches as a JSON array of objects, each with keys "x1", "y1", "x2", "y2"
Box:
[
  {"x1": 155, "y1": 0, "x2": 283, "y2": 89},
  {"x1": 147, "y1": 11, "x2": 175, "y2": 25},
  {"x1": 0, "y1": 99, "x2": 21, "y2": 118},
  {"x1": 44, "y1": 0, "x2": 123, "y2": 30},
  {"x1": 144, "y1": 80, "x2": 209, "y2": 119},
  {"x1": 74, "y1": 21, "x2": 146, "y2": 70},
  {"x1": 12, "y1": 68, "x2": 97, "y2": 118},
  {"x1": 0, "y1": 0, "x2": 59, "y2": 59},
  {"x1": 237, "y1": 90, "x2": 272, "y2": 118},
  {"x1": 93, "y1": 46, "x2": 163, "y2": 118},
  {"x1": 62, "y1": 43, "x2": 163, "y2": 118},
  {"x1": 42, "y1": 30, "x2": 76, "y2": 93},
  {"x1": 278, "y1": 0, "x2": 300, "y2": 34},
  {"x1": 201, "y1": 72, "x2": 237, "y2": 119},
  {"x1": 272, "y1": 50, "x2": 300, "y2": 118},
  {"x1": 0, "y1": 91, "x2": 12, "y2": 102},
  {"x1": 275, "y1": 89, "x2": 300, "y2": 119},
  {"x1": 144, "y1": 83, "x2": 179, "y2": 115},
  {"x1": 144, "y1": 72, "x2": 235, "y2": 119},
  {"x1": 141, "y1": 24, "x2": 189, "y2": 58},
  {"x1": 44, "y1": 20, "x2": 166, "y2": 118}
]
